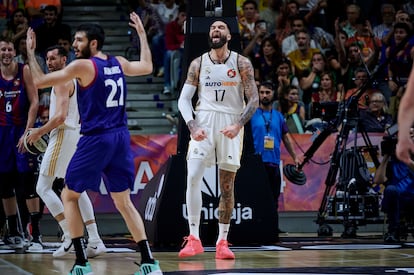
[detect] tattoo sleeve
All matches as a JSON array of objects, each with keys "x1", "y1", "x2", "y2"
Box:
[
  {"x1": 185, "y1": 57, "x2": 201, "y2": 86},
  {"x1": 238, "y1": 55, "x2": 259, "y2": 126}
]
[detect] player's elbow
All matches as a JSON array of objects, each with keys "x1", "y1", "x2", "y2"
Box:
[
  {"x1": 55, "y1": 113, "x2": 66, "y2": 125},
  {"x1": 142, "y1": 62, "x2": 153, "y2": 75}
]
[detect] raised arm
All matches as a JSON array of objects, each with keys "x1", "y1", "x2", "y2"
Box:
[
  {"x1": 26, "y1": 28, "x2": 92, "y2": 88},
  {"x1": 117, "y1": 12, "x2": 153, "y2": 76}
]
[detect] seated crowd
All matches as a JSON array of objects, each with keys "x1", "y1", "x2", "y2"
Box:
[{"x1": 236, "y1": 0, "x2": 413, "y2": 135}]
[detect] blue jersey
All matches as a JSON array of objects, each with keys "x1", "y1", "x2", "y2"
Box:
[
  {"x1": 251, "y1": 108, "x2": 288, "y2": 165},
  {"x1": 0, "y1": 63, "x2": 29, "y2": 126},
  {"x1": 77, "y1": 56, "x2": 128, "y2": 135},
  {"x1": 388, "y1": 158, "x2": 414, "y2": 196}
]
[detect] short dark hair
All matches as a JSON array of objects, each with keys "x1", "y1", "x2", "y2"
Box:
[
  {"x1": 210, "y1": 20, "x2": 232, "y2": 33},
  {"x1": 43, "y1": 5, "x2": 58, "y2": 13},
  {"x1": 76, "y1": 23, "x2": 105, "y2": 50},
  {"x1": 393, "y1": 22, "x2": 411, "y2": 35},
  {"x1": 46, "y1": 45, "x2": 68, "y2": 57},
  {"x1": 242, "y1": 0, "x2": 258, "y2": 10},
  {"x1": 259, "y1": 80, "x2": 275, "y2": 91}
]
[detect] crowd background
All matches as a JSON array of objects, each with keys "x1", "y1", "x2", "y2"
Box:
[
  {"x1": 122, "y1": 0, "x2": 409, "y2": 134},
  {"x1": 2, "y1": 0, "x2": 411, "y2": 133}
]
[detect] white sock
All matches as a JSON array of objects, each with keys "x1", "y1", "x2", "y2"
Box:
[
  {"x1": 217, "y1": 223, "x2": 230, "y2": 244},
  {"x1": 86, "y1": 223, "x2": 100, "y2": 242},
  {"x1": 188, "y1": 215, "x2": 200, "y2": 239},
  {"x1": 58, "y1": 219, "x2": 71, "y2": 240}
]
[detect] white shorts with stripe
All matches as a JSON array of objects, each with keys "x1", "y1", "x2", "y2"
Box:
[
  {"x1": 39, "y1": 126, "x2": 80, "y2": 178},
  {"x1": 187, "y1": 110, "x2": 243, "y2": 172}
]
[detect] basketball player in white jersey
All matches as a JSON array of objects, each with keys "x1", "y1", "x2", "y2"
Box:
[
  {"x1": 25, "y1": 45, "x2": 106, "y2": 257},
  {"x1": 177, "y1": 20, "x2": 258, "y2": 259}
]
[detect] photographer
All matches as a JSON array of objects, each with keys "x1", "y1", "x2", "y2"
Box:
[{"x1": 374, "y1": 127, "x2": 414, "y2": 243}]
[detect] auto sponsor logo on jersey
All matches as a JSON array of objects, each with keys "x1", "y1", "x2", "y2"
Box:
[
  {"x1": 204, "y1": 81, "x2": 238, "y2": 87},
  {"x1": 182, "y1": 165, "x2": 252, "y2": 224}
]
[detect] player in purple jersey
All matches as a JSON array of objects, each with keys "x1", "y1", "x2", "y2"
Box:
[
  {"x1": 26, "y1": 12, "x2": 162, "y2": 275},
  {"x1": 0, "y1": 37, "x2": 41, "y2": 250}
]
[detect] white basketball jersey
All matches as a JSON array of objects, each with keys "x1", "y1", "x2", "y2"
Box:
[
  {"x1": 197, "y1": 51, "x2": 244, "y2": 114},
  {"x1": 49, "y1": 79, "x2": 80, "y2": 129}
]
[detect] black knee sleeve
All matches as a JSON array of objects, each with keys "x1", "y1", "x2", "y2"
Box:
[
  {"x1": 19, "y1": 172, "x2": 39, "y2": 199},
  {"x1": 0, "y1": 172, "x2": 17, "y2": 199}
]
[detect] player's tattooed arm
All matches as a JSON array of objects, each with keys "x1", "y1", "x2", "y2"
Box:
[
  {"x1": 185, "y1": 57, "x2": 201, "y2": 86},
  {"x1": 238, "y1": 55, "x2": 259, "y2": 127}
]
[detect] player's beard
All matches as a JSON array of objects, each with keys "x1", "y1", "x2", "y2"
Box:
[
  {"x1": 209, "y1": 35, "x2": 227, "y2": 49},
  {"x1": 77, "y1": 43, "x2": 92, "y2": 59},
  {"x1": 260, "y1": 98, "x2": 272, "y2": 106}
]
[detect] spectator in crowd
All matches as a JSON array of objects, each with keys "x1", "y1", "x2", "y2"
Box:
[
  {"x1": 301, "y1": 0, "x2": 328, "y2": 30},
  {"x1": 281, "y1": 16, "x2": 317, "y2": 56},
  {"x1": 242, "y1": 19, "x2": 269, "y2": 61},
  {"x1": 298, "y1": 51, "x2": 326, "y2": 118},
  {"x1": 340, "y1": 3, "x2": 362, "y2": 38},
  {"x1": 373, "y1": 4, "x2": 396, "y2": 40},
  {"x1": 34, "y1": 5, "x2": 71, "y2": 58},
  {"x1": 150, "y1": 0, "x2": 178, "y2": 78},
  {"x1": 274, "y1": 0, "x2": 300, "y2": 46},
  {"x1": 239, "y1": 0, "x2": 260, "y2": 51},
  {"x1": 385, "y1": 22, "x2": 414, "y2": 117},
  {"x1": 381, "y1": 10, "x2": 413, "y2": 46},
  {"x1": 287, "y1": 29, "x2": 321, "y2": 79},
  {"x1": 313, "y1": 71, "x2": 339, "y2": 104},
  {"x1": 359, "y1": 92, "x2": 393, "y2": 132},
  {"x1": 344, "y1": 67, "x2": 376, "y2": 109},
  {"x1": 259, "y1": 0, "x2": 283, "y2": 34},
  {"x1": 338, "y1": 43, "x2": 364, "y2": 92},
  {"x1": 275, "y1": 84, "x2": 306, "y2": 133},
  {"x1": 345, "y1": 18, "x2": 381, "y2": 68},
  {"x1": 395, "y1": 9, "x2": 413, "y2": 29},
  {"x1": 274, "y1": 57, "x2": 300, "y2": 99},
  {"x1": 2, "y1": 8, "x2": 29, "y2": 43},
  {"x1": 57, "y1": 33, "x2": 76, "y2": 65},
  {"x1": 151, "y1": 0, "x2": 178, "y2": 24},
  {"x1": 251, "y1": 81, "x2": 301, "y2": 241},
  {"x1": 25, "y1": 0, "x2": 62, "y2": 28},
  {"x1": 252, "y1": 35, "x2": 281, "y2": 85},
  {"x1": 162, "y1": 4, "x2": 186, "y2": 95}
]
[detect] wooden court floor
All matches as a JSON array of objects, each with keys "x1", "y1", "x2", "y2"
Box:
[{"x1": 2, "y1": 233, "x2": 414, "y2": 275}]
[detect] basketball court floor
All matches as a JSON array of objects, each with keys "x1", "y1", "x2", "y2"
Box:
[{"x1": 2, "y1": 232, "x2": 414, "y2": 275}]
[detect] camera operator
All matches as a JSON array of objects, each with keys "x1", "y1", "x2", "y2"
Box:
[{"x1": 374, "y1": 127, "x2": 414, "y2": 243}]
